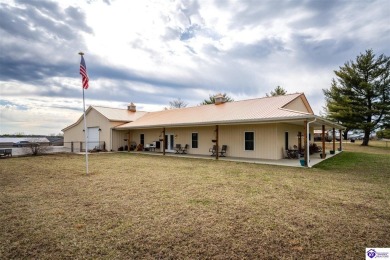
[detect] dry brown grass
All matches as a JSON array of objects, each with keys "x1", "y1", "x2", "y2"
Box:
[{"x1": 1, "y1": 150, "x2": 389, "y2": 259}]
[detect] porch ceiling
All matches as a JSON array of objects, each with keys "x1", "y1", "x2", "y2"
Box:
[
  {"x1": 278, "y1": 117, "x2": 344, "y2": 131},
  {"x1": 115, "y1": 116, "x2": 344, "y2": 131}
]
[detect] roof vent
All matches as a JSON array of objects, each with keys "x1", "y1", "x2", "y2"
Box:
[
  {"x1": 128, "y1": 102, "x2": 136, "y2": 112},
  {"x1": 214, "y1": 93, "x2": 225, "y2": 105}
]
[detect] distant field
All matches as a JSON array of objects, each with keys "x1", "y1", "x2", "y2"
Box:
[
  {"x1": 317, "y1": 140, "x2": 390, "y2": 154},
  {"x1": 0, "y1": 147, "x2": 389, "y2": 259}
]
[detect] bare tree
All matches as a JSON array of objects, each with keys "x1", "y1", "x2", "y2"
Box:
[
  {"x1": 169, "y1": 98, "x2": 188, "y2": 109},
  {"x1": 22, "y1": 139, "x2": 49, "y2": 156}
]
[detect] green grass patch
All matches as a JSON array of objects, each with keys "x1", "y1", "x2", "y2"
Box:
[{"x1": 315, "y1": 151, "x2": 390, "y2": 176}]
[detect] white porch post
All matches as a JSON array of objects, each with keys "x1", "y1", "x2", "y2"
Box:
[
  {"x1": 322, "y1": 125, "x2": 326, "y2": 158},
  {"x1": 304, "y1": 120, "x2": 307, "y2": 166}
]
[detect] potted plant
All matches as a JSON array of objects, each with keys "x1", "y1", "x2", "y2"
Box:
[
  {"x1": 300, "y1": 159, "x2": 305, "y2": 166},
  {"x1": 330, "y1": 150, "x2": 335, "y2": 154},
  {"x1": 320, "y1": 153, "x2": 326, "y2": 159},
  {"x1": 212, "y1": 139, "x2": 217, "y2": 143}
]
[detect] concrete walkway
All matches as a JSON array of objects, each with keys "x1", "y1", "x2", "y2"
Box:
[
  {"x1": 3, "y1": 145, "x2": 340, "y2": 168},
  {"x1": 127, "y1": 150, "x2": 341, "y2": 168}
]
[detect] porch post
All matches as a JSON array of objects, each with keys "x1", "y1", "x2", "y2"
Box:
[
  {"x1": 322, "y1": 125, "x2": 325, "y2": 158},
  {"x1": 298, "y1": 132, "x2": 302, "y2": 154},
  {"x1": 215, "y1": 125, "x2": 219, "y2": 160},
  {"x1": 332, "y1": 128, "x2": 336, "y2": 152},
  {"x1": 163, "y1": 127, "x2": 166, "y2": 155},
  {"x1": 127, "y1": 131, "x2": 130, "y2": 152},
  {"x1": 339, "y1": 129, "x2": 342, "y2": 151},
  {"x1": 304, "y1": 120, "x2": 308, "y2": 166}
]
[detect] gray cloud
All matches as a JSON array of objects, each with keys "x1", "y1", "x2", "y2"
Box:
[
  {"x1": 0, "y1": 0, "x2": 389, "y2": 135},
  {"x1": 178, "y1": 0, "x2": 202, "y2": 25},
  {"x1": 227, "y1": 38, "x2": 288, "y2": 60},
  {"x1": 0, "y1": 1, "x2": 92, "y2": 82}
]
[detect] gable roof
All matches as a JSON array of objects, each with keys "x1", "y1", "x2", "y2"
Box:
[
  {"x1": 116, "y1": 93, "x2": 314, "y2": 129},
  {"x1": 93, "y1": 106, "x2": 147, "y2": 122},
  {"x1": 62, "y1": 106, "x2": 147, "y2": 131}
]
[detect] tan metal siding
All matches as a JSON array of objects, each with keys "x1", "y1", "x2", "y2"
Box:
[
  {"x1": 284, "y1": 97, "x2": 310, "y2": 113},
  {"x1": 219, "y1": 124, "x2": 278, "y2": 159},
  {"x1": 112, "y1": 130, "x2": 128, "y2": 151},
  {"x1": 114, "y1": 123, "x2": 314, "y2": 160},
  {"x1": 169, "y1": 126, "x2": 215, "y2": 155},
  {"x1": 127, "y1": 126, "x2": 214, "y2": 154},
  {"x1": 63, "y1": 109, "x2": 124, "y2": 150},
  {"x1": 276, "y1": 123, "x2": 315, "y2": 159},
  {"x1": 63, "y1": 122, "x2": 84, "y2": 148}
]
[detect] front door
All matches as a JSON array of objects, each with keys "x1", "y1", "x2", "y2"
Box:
[{"x1": 164, "y1": 134, "x2": 174, "y2": 152}]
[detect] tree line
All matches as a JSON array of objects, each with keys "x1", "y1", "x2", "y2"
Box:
[{"x1": 168, "y1": 86, "x2": 287, "y2": 109}]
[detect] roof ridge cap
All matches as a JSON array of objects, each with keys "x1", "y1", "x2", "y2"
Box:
[{"x1": 92, "y1": 105, "x2": 126, "y2": 110}]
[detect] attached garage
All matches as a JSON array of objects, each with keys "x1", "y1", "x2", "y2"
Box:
[
  {"x1": 87, "y1": 127, "x2": 99, "y2": 150},
  {"x1": 62, "y1": 105, "x2": 147, "y2": 151}
]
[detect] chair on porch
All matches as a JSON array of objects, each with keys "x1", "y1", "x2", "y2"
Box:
[
  {"x1": 174, "y1": 144, "x2": 182, "y2": 154},
  {"x1": 219, "y1": 145, "x2": 227, "y2": 157},
  {"x1": 180, "y1": 144, "x2": 189, "y2": 154},
  {"x1": 283, "y1": 149, "x2": 290, "y2": 159},
  {"x1": 209, "y1": 145, "x2": 217, "y2": 156},
  {"x1": 286, "y1": 149, "x2": 298, "y2": 159}
]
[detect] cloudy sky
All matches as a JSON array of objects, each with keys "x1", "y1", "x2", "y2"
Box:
[{"x1": 0, "y1": 0, "x2": 389, "y2": 135}]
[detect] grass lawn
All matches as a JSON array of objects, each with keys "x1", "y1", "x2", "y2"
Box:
[{"x1": 1, "y1": 147, "x2": 389, "y2": 259}]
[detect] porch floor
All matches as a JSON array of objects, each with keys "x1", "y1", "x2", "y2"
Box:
[{"x1": 127, "y1": 150, "x2": 341, "y2": 168}]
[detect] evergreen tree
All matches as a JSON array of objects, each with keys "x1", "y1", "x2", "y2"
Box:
[
  {"x1": 266, "y1": 86, "x2": 287, "y2": 97},
  {"x1": 201, "y1": 93, "x2": 234, "y2": 105},
  {"x1": 323, "y1": 50, "x2": 390, "y2": 146}
]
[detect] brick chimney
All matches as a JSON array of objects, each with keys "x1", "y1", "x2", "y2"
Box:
[
  {"x1": 214, "y1": 93, "x2": 225, "y2": 105},
  {"x1": 128, "y1": 102, "x2": 136, "y2": 112}
]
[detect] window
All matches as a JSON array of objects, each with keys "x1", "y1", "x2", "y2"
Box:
[
  {"x1": 285, "y1": 132, "x2": 289, "y2": 150},
  {"x1": 192, "y1": 133, "x2": 198, "y2": 148},
  {"x1": 140, "y1": 134, "x2": 144, "y2": 146},
  {"x1": 244, "y1": 132, "x2": 254, "y2": 151}
]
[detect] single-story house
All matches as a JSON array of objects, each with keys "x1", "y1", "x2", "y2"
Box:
[{"x1": 62, "y1": 93, "x2": 344, "y2": 166}]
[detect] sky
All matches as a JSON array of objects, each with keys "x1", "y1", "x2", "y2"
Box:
[{"x1": 0, "y1": 0, "x2": 389, "y2": 135}]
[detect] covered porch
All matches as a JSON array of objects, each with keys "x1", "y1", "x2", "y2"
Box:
[
  {"x1": 114, "y1": 115, "x2": 344, "y2": 167},
  {"x1": 283, "y1": 117, "x2": 344, "y2": 167},
  {"x1": 126, "y1": 147, "x2": 341, "y2": 168}
]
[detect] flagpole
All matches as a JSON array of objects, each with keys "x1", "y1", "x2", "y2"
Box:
[{"x1": 79, "y1": 51, "x2": 89, "y2": 175}]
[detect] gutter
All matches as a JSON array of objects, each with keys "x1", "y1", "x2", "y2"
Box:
[
  {"x1": 115, "y1": 115, "x2": 319, "y2": 130},
  {"x1": 306, "y1": 118, "x2": 317, "y2": 168}
]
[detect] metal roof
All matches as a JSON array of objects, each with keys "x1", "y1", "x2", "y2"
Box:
[
  {"x1": 115, "y1": 93, "x2": 341, "y2": 130},
  {"x1": 93, "y1": 106, "x2": 147, "y2": 122},
  {"x1": 62, "y1": 106, "x2": 147, "y2": 131}
]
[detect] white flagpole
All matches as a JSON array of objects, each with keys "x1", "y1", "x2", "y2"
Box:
[
  {"x1": 82, "y1": 86, "x2": 89, "y2": 175},
  {"x1": 79, "y1": 52, "x2": 88, "y2": 175}
]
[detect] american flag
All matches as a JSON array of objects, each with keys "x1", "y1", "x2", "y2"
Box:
[{"x1": 80, "y1": 56, "x2": 89, "y2": 89}]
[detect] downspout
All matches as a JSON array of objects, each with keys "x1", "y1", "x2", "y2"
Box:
[{"x1": 306, "y1": 118, "x2": 316, "y2": 168}]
